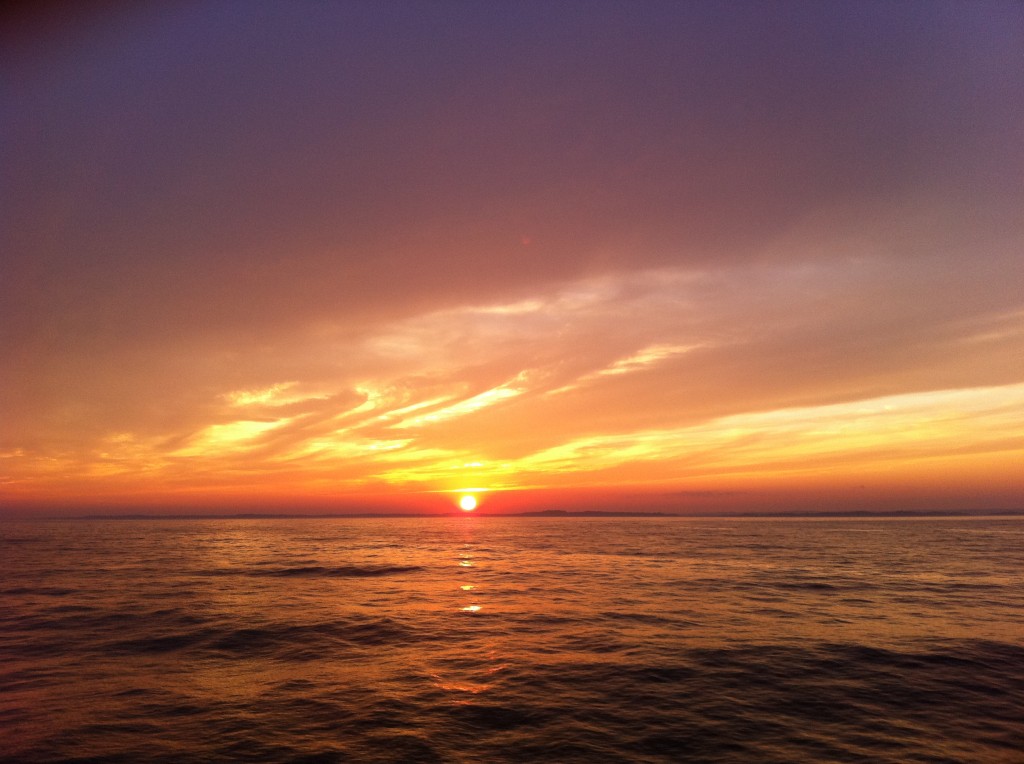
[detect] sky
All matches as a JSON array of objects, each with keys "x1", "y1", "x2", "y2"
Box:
[{"x1": 2, "y1": 1, "x2": 1023, "y2": 515}]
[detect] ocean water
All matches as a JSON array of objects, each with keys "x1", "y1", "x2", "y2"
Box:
[{"x1": 1, "y1": 516, "x2": 1022, "y2": 763}]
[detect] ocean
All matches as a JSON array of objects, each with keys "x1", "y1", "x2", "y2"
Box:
[{"x1": 1, "y1": 516, "x2": 1022, "y2": 763}]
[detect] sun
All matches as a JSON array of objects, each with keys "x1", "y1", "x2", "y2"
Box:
[{"x1": 459, "y1": 494, "x2": 478, "y2": 512}]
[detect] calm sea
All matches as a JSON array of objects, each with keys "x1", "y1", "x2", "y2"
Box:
[{"x1": 1, "y1": 516, "x2": 1022, "y2": 763}]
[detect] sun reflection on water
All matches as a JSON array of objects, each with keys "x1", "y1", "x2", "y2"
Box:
[{"x1": 425, "y1": 522, "x2": 509, "y2": 705}]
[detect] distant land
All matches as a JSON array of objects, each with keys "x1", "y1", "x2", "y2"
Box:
[{"x1": 10, "y1": 508, "x2": 1022, "y2": 520}]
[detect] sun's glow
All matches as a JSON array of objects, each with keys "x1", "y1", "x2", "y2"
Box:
[{"x1": 459, "y1": 494, "x2": 478, "y2": 511}]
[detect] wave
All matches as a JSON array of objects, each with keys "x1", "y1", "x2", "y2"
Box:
[
  {"x1": 0, "y1": 586, "x2": 76, "y2": 596},
  {"x1": 101, "y1": 616, "x2": 424, "y2": 659},
  {"x1": 253, "y1": 564, "x2": 424, "y2": 578},
  {"x1": 196, "y1": 564, "x2": 425, "y2": 578}
]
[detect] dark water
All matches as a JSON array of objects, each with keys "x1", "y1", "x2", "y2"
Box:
[{"x1": 2, "y1": 516, "x2": 1022, "y2": 763}]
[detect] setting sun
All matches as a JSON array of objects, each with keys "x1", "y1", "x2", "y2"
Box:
[{"x1": 459, "y1": 494, "x2": 478, "y2": 512}]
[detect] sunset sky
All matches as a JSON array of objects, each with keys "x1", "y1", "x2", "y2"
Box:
[{"x1": 2, "y1": 1, "x2": 1022, "y2": 515}]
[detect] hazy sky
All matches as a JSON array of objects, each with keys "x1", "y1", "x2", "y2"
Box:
[{"x1": 3, "y1": 1, "x2": 1022, "y2": 514}]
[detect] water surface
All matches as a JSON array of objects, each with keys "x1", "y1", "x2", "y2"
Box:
[{"x1": 2, "y1": 516, "x2": 1022, "y2": 762}]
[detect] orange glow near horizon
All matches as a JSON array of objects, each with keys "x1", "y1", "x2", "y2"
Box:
[{"x1": 3, "y1": 375, "x2": 1024, "y2": 514}]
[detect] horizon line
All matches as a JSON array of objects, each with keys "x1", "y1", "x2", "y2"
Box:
[{"x1": 3, "y1": 508, "x2": 1023, "y2": 521}]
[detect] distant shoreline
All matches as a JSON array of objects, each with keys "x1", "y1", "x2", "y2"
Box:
[{"x1": 5, "y1": 509, "x2": 1023, "y2": 520}]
